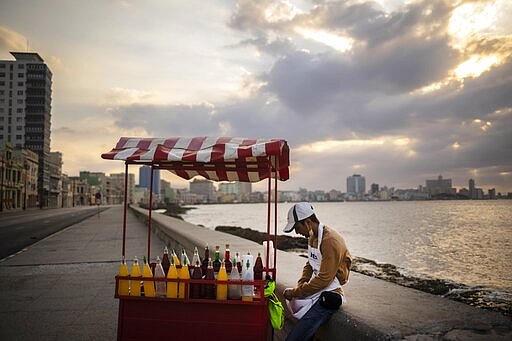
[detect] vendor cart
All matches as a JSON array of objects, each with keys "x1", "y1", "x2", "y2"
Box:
[{"x1": 101, "y1": 136, "x2": 290, "y2": 341}]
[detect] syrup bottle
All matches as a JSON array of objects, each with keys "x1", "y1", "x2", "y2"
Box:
[
  {"x1": 201, "y1": 244, "x2": 210, "y2": 276},
  {"x1": 202, "y1": 258, "x2": 215, "y2": 299},
  {"x1": 253, "y1": 252, "x2": 264, "y2": 280},
  {"x1": 161, "y1": 246, "x2": 171, "y2": 276},
  {"x1": 154, "y1": 256, "x2": 166, "y2": 297},
  {"x1": 130, "y1": 256, "x2": 141, "y2": 296},
  {"x1": 178, "y1": 256, "x2": 190, "y2": 299},
  {"x1": 228, "y1": 257, "x2": 242, "y2": 300},
  {"x1": 236, "y1": 252, "x2": 242, "y2": 274},
  {"x1": 224, "y1": 244, "x2": 233, "y2": 274},
  {"x1": 213, "y1": 245, "x2": 221, "y2": 275},
  {"x1": 216, "y1": 260, "x2": 228, "y2": 300},
  {"x1": 142, "y1": 256, "x2": 156, "y2": 297},
  {"x1": 190, "y1": 260, "x2": 203, "y2": 299},
  {"x1": 166, "y1": 256, "x2": 178, "y2": 298},
  {"x1": 117, "y1": 256, "x2": 129, "y2": 296}
]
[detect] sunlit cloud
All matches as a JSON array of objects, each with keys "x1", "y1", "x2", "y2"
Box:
[
  {"x1": 296, "y1": 139, "x2": 385, "y2": 153},
  {"x1": 295, "y1": 136, "x2": 417, "y2": 156},
  {"x1": 264, "y1": 1, "x2": 301, "y2": 23},
  {"x1": 0, "y1": 26, "x2": 27, "y2": 58},
  {"x1": 449, "y1": 1, "x2": 498, "y2": 50},
  {"x1": 454, "y1": 54, "x2": 500, "y2": 78},
  {"x1": 393, "y1": 138, "x2": 410, "y2": 146},
  {"x1": 103, "y1": 87, "x2": 168, "y2": 106},
  {"x1": 295, "y1": 27, "x2": 354, "y2": 53}
]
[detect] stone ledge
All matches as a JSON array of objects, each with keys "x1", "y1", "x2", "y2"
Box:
[{"x1": 132, "y1": 206, "x2": 512, "y2": 340}]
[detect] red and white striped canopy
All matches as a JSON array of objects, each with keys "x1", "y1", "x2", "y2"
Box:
[{"x1": 101, "y1": 136, "x2": 290, "y2": 183}]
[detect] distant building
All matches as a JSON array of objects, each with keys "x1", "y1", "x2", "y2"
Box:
[
  {"x1": 218, "y1": 181, "x2": 252, "y2": 202},
  {"x1": 190, "y1": 178, "x2": 216, "y2": 203},
  {"x1": 160, "y1": 179, "x2": 174, "y2": 203},
  {"x1": 425, "y1": 175, "x2": 454, "y2": 195},
  {"x1": 139, "y1": 165, "x2": 160, "y2": 195},
  {"x1": 347, "y1": 174, "x2": 366, "y2": 199},
  {"x1": 12, "y1": 146, "x2": 39, "y2": 209},
  {"x1": 1, "y1": 52, "x2": 53, "y2": 208},
  {"x1": 370, "y1": 183, "x2": 379, "y2": 195},
  {"x1": 48, "y1": 151, "x2": 62, "y2": 208}
]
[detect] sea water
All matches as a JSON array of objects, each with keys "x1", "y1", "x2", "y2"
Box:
[{"x1": 181, "y1": 201, "x2": 512, "y2": 298}]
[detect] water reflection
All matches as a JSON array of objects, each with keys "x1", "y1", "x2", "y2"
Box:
[{"x1": 181, "y1": 200, "x2": 512, "y2": 292}]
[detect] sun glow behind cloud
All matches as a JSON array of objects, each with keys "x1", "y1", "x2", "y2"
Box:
[
  {"x1": 455, "y1": 55, "x2": 500, "y2": 78},
  {"x1": 449, "y1": 1, "x2": 498, "y2": 50},
  {"x1": 414, "y1": 1, "x2": 507, "y2": 94},
  {"x1": 295, "y1": 28, "x2": 354, "y2": 53}
]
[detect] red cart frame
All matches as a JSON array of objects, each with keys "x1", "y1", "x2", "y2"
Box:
[{"x1": 102, "y1": 137, "x2": 290, "y2": 340}]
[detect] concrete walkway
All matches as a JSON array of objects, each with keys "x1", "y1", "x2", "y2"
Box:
[
  {"x1": 0, "y1": 205, "x2": 165, "y2": 341},
  {"x1": 1, "y1": 205, "x2": 511, "y2": 340}
]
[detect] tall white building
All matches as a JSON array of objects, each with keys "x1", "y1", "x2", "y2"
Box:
[{"x1": 0, "y1": 52, "x2": 53, "y2": 207}]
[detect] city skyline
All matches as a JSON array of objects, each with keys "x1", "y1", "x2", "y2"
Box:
[{"x1": 1, "y1": 1, "x2": 511, "y2": 193}]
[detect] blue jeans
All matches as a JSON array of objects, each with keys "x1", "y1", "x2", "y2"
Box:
[{"x1": 285, "y1": 299, "x2": 338, "y2": 341}]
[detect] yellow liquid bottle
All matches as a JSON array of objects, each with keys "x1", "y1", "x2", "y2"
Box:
[
  {"x1": 216, "y1": 260, "x2": 228, "y2": 300},
  {"x1": 142, "y1": 256, "x2": 156, "y2": 297},
  {"x1": 130, "y1": 256, "x2": 141, "y2": 296},
  {"x1": 172, "y1": 249, "x2": 181, "y2": 266},
  {"x1": 166, "y1": 257, "x2": 178, "y2": 298},
  {"x1": 178, "y1": 257, "x2": 190, "y2": 299},
  {"x1": 117, "y1": 257, "x2": 129, "y2": 296}
]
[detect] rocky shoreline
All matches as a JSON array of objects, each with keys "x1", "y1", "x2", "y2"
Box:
[{"x1": 215, "y1": 225, "x2": 511, "y2": 316}]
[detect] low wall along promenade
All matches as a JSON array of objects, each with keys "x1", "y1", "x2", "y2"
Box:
[{"x1": 130, "y1": 206, "x2": 512, "y2": 340}]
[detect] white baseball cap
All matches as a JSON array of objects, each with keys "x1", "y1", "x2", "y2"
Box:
[{"x1": 283, "y1": 202, "x2": 315, "y2": 233}]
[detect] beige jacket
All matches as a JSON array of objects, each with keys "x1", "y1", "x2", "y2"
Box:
[{"x1": 291, "y1": 226, "x2": 352, "y2": 298}]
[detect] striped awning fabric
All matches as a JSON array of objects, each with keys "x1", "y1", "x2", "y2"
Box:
[{"x1": 101, "y1": 136, "x2": 290, "y2": 183}]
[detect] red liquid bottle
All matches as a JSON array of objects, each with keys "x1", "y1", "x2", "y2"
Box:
[
  {"x1": 201, "y1": 244, "x2": 209, "y2": 276},
  {"x1": 202, "y1": 258, "x2": 216, "y2": 299},
  {"x1": 161, "y1": 246, "x2": 171, "y2": 277},
  {"x1": 253, "y1": 252, "x2": 264, "y2": 280},
  {"x1": 224, "y1": 244, "x2": 233, "y2": 274},
  {"x1": 236, "y1": 252, "x2": 242, "y2": 274},
  {"x1": 190, "y1": 260, "x2": 203, "y2": 299}
]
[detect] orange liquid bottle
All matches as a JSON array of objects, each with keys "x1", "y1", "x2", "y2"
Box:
[
  {"x1": 142, "y1": 256, "x2": 156, "y2": 297},
  {"x1": 117, "y1": 256, "x2": 129, "y2": 296},
  {"x1": 172, "y1": 249, "x2": 181, "y2": 266},
  {"x1": 166, "y1": 256, "x2": 178, "y2": 298},
  {"x1": 130, "y1": 256, "x2": 141, "y2": 296},
  {"x1": 216, "y1": 260, "x2": 228, "y2": 300},
  {"x1": 178, "y1": 257, "x2": 190, "y2": 299}
]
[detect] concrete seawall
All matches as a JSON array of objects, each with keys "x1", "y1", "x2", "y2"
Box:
[{"x1": 131, "y1": 206, "x2": 512, "y2": 340}]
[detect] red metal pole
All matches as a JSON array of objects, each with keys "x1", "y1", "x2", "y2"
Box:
[
  {"x1": 274, "y1": 156, "x2": 278, "y2": 281},
  {"x1": 147, "y1": 165, "x2": 154, "y2": 261},
  {"x1": 122, "y1": 162, "x2": 128, "y2": 259},
  {"x1": 266, "y1": 161, "x2": 271, "y2": 276}
]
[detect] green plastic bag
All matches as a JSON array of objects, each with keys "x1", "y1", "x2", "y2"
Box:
[{"x1": 264, "y1": 280, "x2": 285, "y2": 330}]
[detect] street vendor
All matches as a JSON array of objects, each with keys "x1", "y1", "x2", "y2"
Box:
[{"x1": 282, "y1": 202, "x2": 352, "y2": 341}]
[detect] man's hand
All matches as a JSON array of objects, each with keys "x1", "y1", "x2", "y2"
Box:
[{"x1": 283, "y1": 288, "x2": 294, "y2": 300}]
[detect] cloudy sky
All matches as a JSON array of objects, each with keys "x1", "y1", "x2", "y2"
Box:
[{"x1": 1, "y1": 0, "x2": 511, "y2": 193}]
